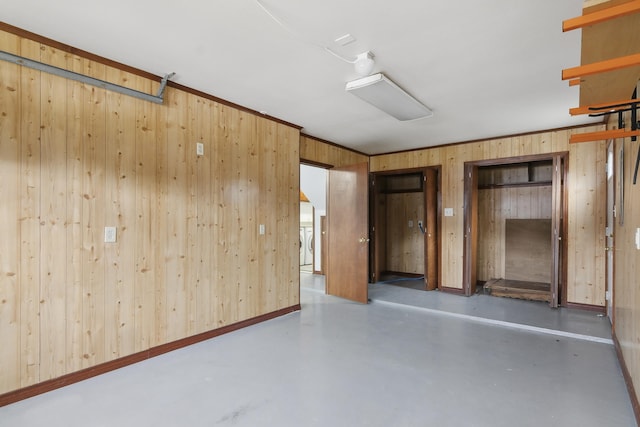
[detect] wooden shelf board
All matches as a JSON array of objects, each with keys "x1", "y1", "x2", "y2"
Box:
[
  {"x1": 570, "y1": 128, "x2": 640, "y2": 143},
  {"x1": 563, "y1": 0, "x2": 640, "y2": 31}
]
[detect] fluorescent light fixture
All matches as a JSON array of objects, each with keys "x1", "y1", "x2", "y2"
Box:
[{"x1": 346, "y1": 73, "x2": 433, "y2": 121}]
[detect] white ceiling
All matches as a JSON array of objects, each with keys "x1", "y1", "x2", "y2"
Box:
[{"x1": 3, "y1": 0, "x2": 601, "y2": 154}]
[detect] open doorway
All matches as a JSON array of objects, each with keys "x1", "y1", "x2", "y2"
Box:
[
  {"x1": 370, "y1": 167, "x2": 440, "y2": 291},
  {"x1": 300, "y1": 164, "x2": 327, "y2": 276},
  {"x1": 463, "y1": 153, "x2": 567, "y2": 308}
]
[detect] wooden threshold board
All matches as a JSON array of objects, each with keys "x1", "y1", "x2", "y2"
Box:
[{"x1": 484, "y1": 278, "x2": 551, "y2": 303}]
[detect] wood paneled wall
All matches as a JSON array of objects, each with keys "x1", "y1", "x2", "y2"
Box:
[
  {"x1": 0, "y1": 30, "x2": 300, "y2": 395},
  {"x1": 477, "y1": 186, "x2": 552, "y2": 282},
  {"x1": 300, "y1": 134, "x2": 368, "y2": 167},
  {"x1": 611, "y1": 119, "x2": 640, "y2": 411},
  {"x1": 384, "y1": 193, "x2": 425, "y2": 274},
  {"x1": 370, "y1": 127, "x2": 607, "y2": 306}
]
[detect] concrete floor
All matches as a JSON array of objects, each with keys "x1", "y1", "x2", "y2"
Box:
[{"x1": 0, "y1": 273, "x2": 635, "y2": 427}]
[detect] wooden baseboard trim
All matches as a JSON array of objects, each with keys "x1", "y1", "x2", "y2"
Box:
[
  {"x1": 613, "y1": 331, "x2": 640, "y2": 425},
  {"x1": 0, "y1": 304, "x2": 301, "y2": 408},
  {"x1": 565, "y1": 301, "x2": 606, "y2": 314},
  {"x1": 440, "y1": 286, "x2": 465, "y2": 295}
]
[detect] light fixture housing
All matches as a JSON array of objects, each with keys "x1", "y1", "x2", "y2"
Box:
[
  {"x1": 354, "y1": 51, "x2": 375, "y2": 76},
  {"x1": 345, "y1": 73, "x2": 433, "y2": 121}
]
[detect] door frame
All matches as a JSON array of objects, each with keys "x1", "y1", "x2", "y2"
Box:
[
  {"x1": 605, "y1": 139, "x2": 615, "y2": 323},
  {"x1": 462, "y1": 152, "x2": 568, "y2": 306},
  {"x1": 369, "y1": 166, "x2": 441, "y2": 289}
]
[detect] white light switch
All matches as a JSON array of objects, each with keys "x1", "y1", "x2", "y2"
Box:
[
  {"x1": 104, "y1": 226, "x2": 117, "y2": 243},
  {"x1": 636, "y1": 228, "x2": 640, "y2": 250},
  {"x1": 259, "y1": 224, "x2": 265, "y2": 235},
  {"x1": 196, "y1": 142, "x2": 204, "y2": 156},
  {"x1": 444, "y1": 208, "x2": 454, "y2": 217}
]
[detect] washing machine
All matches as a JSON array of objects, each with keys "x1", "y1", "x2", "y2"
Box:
[
  {"x1": 304, "y1": 227, "x2": 313, "y2": 265},
  {"x1": 299, "y1": 227, "x2": 306, "y2": 266}
]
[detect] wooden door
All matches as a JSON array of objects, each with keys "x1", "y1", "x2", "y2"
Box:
[
  {"x1": 463, "y1": 163, "x2": 478, "y2": 296},
  {"x1": 550, "y1": 155, "x2": 563, "y2": 308},
  {"x1": 326, "y1": 162, "x2": 369, "y2": 303},
  {"x1": 424, "y1": 168, "x2": 438, "y2": 290},
  {"x1": 320, "y1": 215, "x2": 327, "y2": 275}
]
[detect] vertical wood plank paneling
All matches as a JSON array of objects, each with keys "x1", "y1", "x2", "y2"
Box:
[
  {"x1": 568, "y1": 141, "x2": 597, "y2": 304},
  {"x1": 81, "y1": 60, "x2": 107, "y2": 368},
  {"x1": 233, "y1": 111, "x2": 252, "y2": 321},
  {"x1": 185, "y1": 96, "x2": 199, "y2": 334},
  {"x1": 194, "y1": 98, "x2": 212, "y2": 333},
  {"x1": 39, "y1": 45, "x2": 68, "y2": 380},
  {"x1": 477, "y1": 186, "x2": 553, "y2": 281},
  {"x1": 212, "y1": 103, "x2": 231, "y2": 327},
  {"x1": 280, "y1": 125, "x2": 300, "y2": 307},
  {"x1": 104, "y1": 69, "x2": 137, "y2": 360},
  {"x1": 65, "y1": 51, "x2": 83, "y2": 374},
  {"x1": 245, "y1": 115, "x2": 260, "y2": 318},
  {"x1": 18, "y1": 38, "x2": 42, "y2": 389},
  {"x1": 0, "y1": 26, "x2": 301, "y2": 396},
  {"x1": 152, "y1": 84, "x2": 168, "y2": 348},
  {"x1": 221, "y1": 105, "x2": 240, "y2": 324},
  {"x1": 134, "y1": 75, "x2": 158, "y2": 351},
  {"x1": 257, "y1": 118, "x2": 278, "y2": 313},
  {"x1": 0, "y1": 32, "x2": 22, "y2": 394},
  {"x1": 613, "y1": 127, "x2": 640, "y2": 408},
  {"x1": 165, "y1": 88, "x2": 189, "y2": 342}
]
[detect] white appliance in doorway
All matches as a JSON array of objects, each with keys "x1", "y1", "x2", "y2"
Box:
[
  {"x1": 304, "y1": 227, "x2": 313, "y2": 266},
  {"x1": 300, "y1": 227, "x2": 306, "y2": 266}
]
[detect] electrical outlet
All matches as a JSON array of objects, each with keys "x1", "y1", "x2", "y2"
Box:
[
  {"x1": 444, "y1": 208, "x2": 454, "y2": 217},
  {"x1": 418, "y1": 220, "x2": 423, "y2": 229},
  {"x1": 636, "y1": 228, "x2": 640, "y2": 250},
  {"x1": 104, "y1": 226, "x2": 117, "y2": 243},
  {"x1": 196, "y1": 142, "x2": 204, "y2": 156},
  {"x1": 408, "y1": 220, "x2": 413, "y2": 228},
  {"x1": 259, "y1": 224, "x2": 265, "y2": 235}
]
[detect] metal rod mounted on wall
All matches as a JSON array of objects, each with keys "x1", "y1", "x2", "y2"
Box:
[{"x1": 0, "y1": 50, "x2": 174, "y2": 104}]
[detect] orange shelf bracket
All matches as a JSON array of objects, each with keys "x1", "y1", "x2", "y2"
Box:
[
  {"x1": 563, "y1": 0, "x2": 640, "y2": 32},
  {"x1": 562, "y1": 53, "x2": 640, "y2": 80},
  {"x1": 570, "y1": 128, "x2": 640, "y2": 143}
]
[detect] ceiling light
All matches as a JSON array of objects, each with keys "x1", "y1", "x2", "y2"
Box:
[
  {"x1": 346, "y1": 73, "x2": 433, "y2": 121},
  {"x1": 354, "y1": 51, "x2": 375, "y2": 76}
]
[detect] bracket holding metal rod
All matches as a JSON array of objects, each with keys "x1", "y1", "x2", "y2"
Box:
[
  {"x1": 0, "y1": 50, "x2": 174, "y2": 104},
  {"x1": 157, "y1": 72, "x2": 176, "y2": 98}
]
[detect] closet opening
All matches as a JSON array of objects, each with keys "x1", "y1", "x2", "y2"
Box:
[
  {"x1": 463, "y1": 153, "x2": 567, "y2": 308},
  {"x1": 370, "y1": 167, "x2": 441, "y2": 291}
]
